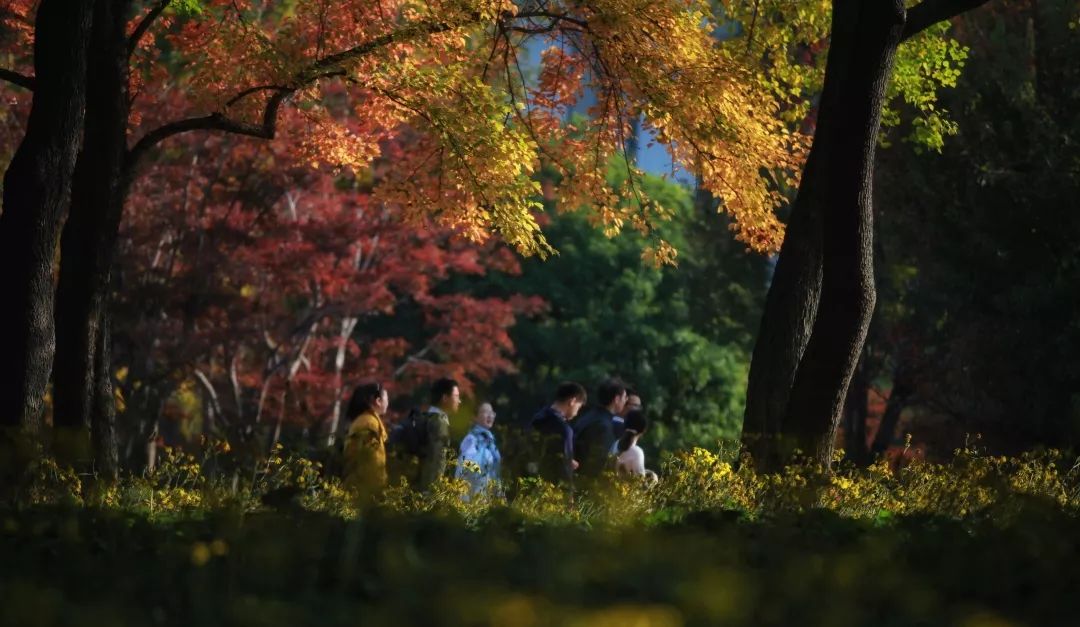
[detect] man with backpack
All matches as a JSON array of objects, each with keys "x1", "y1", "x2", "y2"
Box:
[{"x1": 387, "y1": 377, "x2": 461, "y2": 491}]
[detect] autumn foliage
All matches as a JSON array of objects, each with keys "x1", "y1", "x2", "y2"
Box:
[
  {"x1": 0, "y1": 0, "x2": 980, "y2": 463},
  {"x1": 116, "y1": 114, "x2": 543, "y2": 446}
]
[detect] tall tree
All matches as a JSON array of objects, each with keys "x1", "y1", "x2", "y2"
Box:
[
  {"x1": 0, "y1": 0, "x2": 982, "y2": 473},
  {"x1": 51, "y1": 0, "x2": 133, "y2": 478},
  {"x1": 741, "y1": 0, "x2": 993, "y2": 469},
  {"x1": 0, "y1": 0, "x2": 93, "y2": 437},
  {"x1": 113, "y1": 126, "x2": 541, "y2": 465},
  {"x1": 0, "y1": 0, "x2": 802, "y2": 470}
]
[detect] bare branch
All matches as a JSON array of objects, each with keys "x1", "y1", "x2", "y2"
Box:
[
  {"x1": 193, "y1": 369, "x2": 225, "y2": 422},
  {"x1": 127, "y1": 88, "x2": 290, "y2": 169},
  {"x1": 0, "y1": 67, "x2": 34, "y2": 90},
  {"x1": 128, "y1": 0, "x2": 172, "y2": 57},
  {"x1": 901, "y1": 0, "x2": 992, "y2": 42},
  {"x1": 514, "y1": 10, "x2": 589, "y2": 30},
  {"x1": 224, "y1": 83, "x2": 291, "y2": 108}
]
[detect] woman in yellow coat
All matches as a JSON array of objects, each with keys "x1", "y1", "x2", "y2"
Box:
[{"x1": 342, "y1": 381, "x2": 389, "y2": 499}]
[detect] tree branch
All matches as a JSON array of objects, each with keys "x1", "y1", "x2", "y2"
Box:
[
  {"x1": 127, "y1": 15, "x2": 476, "y2": 169},
  {"x1": 127, "y1": 88, "x2": 289, "y2": 168},
  {"x1": 128, "y1": 0, "x2": 171, "y2": 57},
  {"x1": 901, "y1": 0, "x2": 992, "y2": 42},
  {"x1": 0, "y1": 67, "x2": 34, "y2": 90}
]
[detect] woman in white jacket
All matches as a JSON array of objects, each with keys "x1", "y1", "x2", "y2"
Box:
[{"x1": 614, "y1": 410, "x2": 657, "y2": 484}]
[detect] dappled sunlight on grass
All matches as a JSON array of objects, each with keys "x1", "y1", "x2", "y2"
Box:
[{"x1": 3, "y1": 443, "x2": 1079, "y2": 626}]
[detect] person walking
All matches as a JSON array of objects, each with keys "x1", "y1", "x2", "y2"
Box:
[
  {"x1": 387, "y1": 377, "x2": 461, "y2": 491},
  {"x1": 614, "y1": 410, "x2": 657, "y2": 484},
  {"x1": 455, "y1": 402, "x2": 502, "y2": 500},
  {"x1": 342, "y1": 381, "x2": 390, "y2": 499},
  {"x1": 529, "y1": 381, "x2": 587, "y2": 488},
  {"x1": 572, "y1": 378, "x2": 628, "y2": 478}
]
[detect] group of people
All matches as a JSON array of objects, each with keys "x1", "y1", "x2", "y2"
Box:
[{"x1": 338, "y1": 377, "x2": 655, "y2": 500}]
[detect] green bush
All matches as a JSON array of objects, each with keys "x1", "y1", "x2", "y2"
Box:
[{"x1": 3, "y1": 444, "x2": 1080, "y2": 626}]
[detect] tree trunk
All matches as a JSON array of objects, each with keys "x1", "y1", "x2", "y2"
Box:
[
  {"x1": 740, "y1": 178, "x2": 824, "y2": 469},
  {"x1": 0, "y1": 0, "x2": 94, "y2": 435},
  {"x1": 843, "y1": 352, "x2": 870, "y2": 466},
  {"x1": 740, "y1": 0, "x2": 862, "y2": 469},
  {"x1": 327, "y1": 316, "x2": 359, "y2": 447},
  {"x1": 784, "y1": 0, "x2": 905, "y2": 467},
  {"x1": 90, "y1": 312, "x2": 119, "y2": 477},
  {"x1": 871, "y1": 363, "x2": 914, "y2": 455},
  {"x1": 53, "y1": 0, "x2": 131, "y2": 480}
]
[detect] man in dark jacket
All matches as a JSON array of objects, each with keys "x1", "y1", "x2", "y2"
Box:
[
  {"x1": 572, "y1": 378, "x2": 628, "y2": 478},
  {"x1": 529, "y1": 381, "x2": 587, "y2": 486},
  {"x1": 611, "y1": 388, "x2": 642, "y2": 442}
]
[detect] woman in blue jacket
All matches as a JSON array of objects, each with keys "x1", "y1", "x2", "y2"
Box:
[{"x1": 455, "y1": 402, "x2": 502, "y2": 500}]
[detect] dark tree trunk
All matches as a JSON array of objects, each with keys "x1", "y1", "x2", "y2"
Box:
[
  {"x1": 52, "y1": 0, "x2": 131, "y2": 480},
  {"x1": 843, "y1": 352, "x2": 870, "y2": 466},
  {"x1": 784, "y1": 0, "x2": 905, "y2": 467},
  {"x1": 0, "y1": 0, "x2": 94, "y2": 435},
  {"x1": 740, "y1": 0, "x2": 861, "y2": 469},
  {"x1": 871, "y1": 364, "x2": 914, "y2": 455},
  {"x1": 740, "y1": 173, "x2": 824, "y2": 469},
  {"x1": 90, "y1": 313, "x2": 119, "y2": 476},
  {"x1": 743, "y1": 0, "x2": 914, "y2": 469}
]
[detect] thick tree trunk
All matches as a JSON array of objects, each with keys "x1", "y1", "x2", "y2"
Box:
[
  {"x1": 0, "y1": 0, "x2": 94, "y2": 435},
  {"x1": 740, "y1": 0, "x2": 861, "y2": 469},
  {"x1": 53, "y1": 0, "x2": 131, "y2": 480},
  {"x1": 742, "y1": 0, "x2": 909, "y2": 469},
  {"x1": 784, "y1": 0, "x2": 905, "y2": 467},
  {"x1": 740, "y1": 180, "x2": 824, "y2": 468}
]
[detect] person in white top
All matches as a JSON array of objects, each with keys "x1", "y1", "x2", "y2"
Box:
[{"x1": 614, "y1": 410, "x2": 657, "y2": 484}]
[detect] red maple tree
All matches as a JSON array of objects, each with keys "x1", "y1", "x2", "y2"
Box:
[{"x1": 115, "y1": 109, "x2": 542, "y2": 456}]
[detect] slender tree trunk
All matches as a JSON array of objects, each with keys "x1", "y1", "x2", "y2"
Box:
[
  {"x1": 784, "y1": 0, "x2": 905, "y2": 467},
  {"x1": 90, "y1": 313, "x2": 119, "y2": 476},
  {"x1": 843, "y1": 352, "x2": 870, "y2": 465},
  {"x1": 327, "y1": 316, "x2": 359, "y2": 447},
  {"x1": 0, "y1": 0, "x2": 94, "y2": 435},
  {"x1": 740, "y1": 180, "x2": 824, "y2": 469},
  {"x1": 871, "y1": 364, "x2": 914, "y2": 455},
  {"x1": 52, "y1": 0, "x2": 132, "y2": 480}
]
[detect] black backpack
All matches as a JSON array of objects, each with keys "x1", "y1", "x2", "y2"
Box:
[{"x1": 386, "y1": 408, "x2": 430, "y2": 457}]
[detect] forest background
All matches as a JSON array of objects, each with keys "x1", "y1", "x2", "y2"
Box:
[
  {"x1": 0, "y1": 0, "x2": 1076, "y2": 473},
  {"x1": 0, "y1": 2, "x2": 1079, "y2": 626}
]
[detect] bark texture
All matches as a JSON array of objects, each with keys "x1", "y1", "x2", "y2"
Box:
[
  {"x1": 0, "y1": 0, "x2": 94, "y2": 433},
  {"x1": 742, "y1": 0, "x2": 918, "y2": 469},
  {"x1": 784, "y1": 0, "x2": 905, "y2": 467},
  {"x1": 740, "y1": 0, "x2": 861, "y2": 468},
  {"x1": 53, "y1": 0, "x2": 132, "y2": 480}
]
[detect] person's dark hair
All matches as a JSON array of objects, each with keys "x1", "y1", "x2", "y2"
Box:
[
  {"x1": 430, "y1": 377, "x2": 459, "y2": 405},
  {"x1": 347, "y1": 381, "x2": 384, "y2": 419},
  {"x1": 616, "y1": 409, "x2": 648, "y2": 453},
  {"x1": 597, "y1": 378, "x2": 628, "y2": 407},
  {"x1": 554, "y1": 381, "x2": 587, "y2": 404}
]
